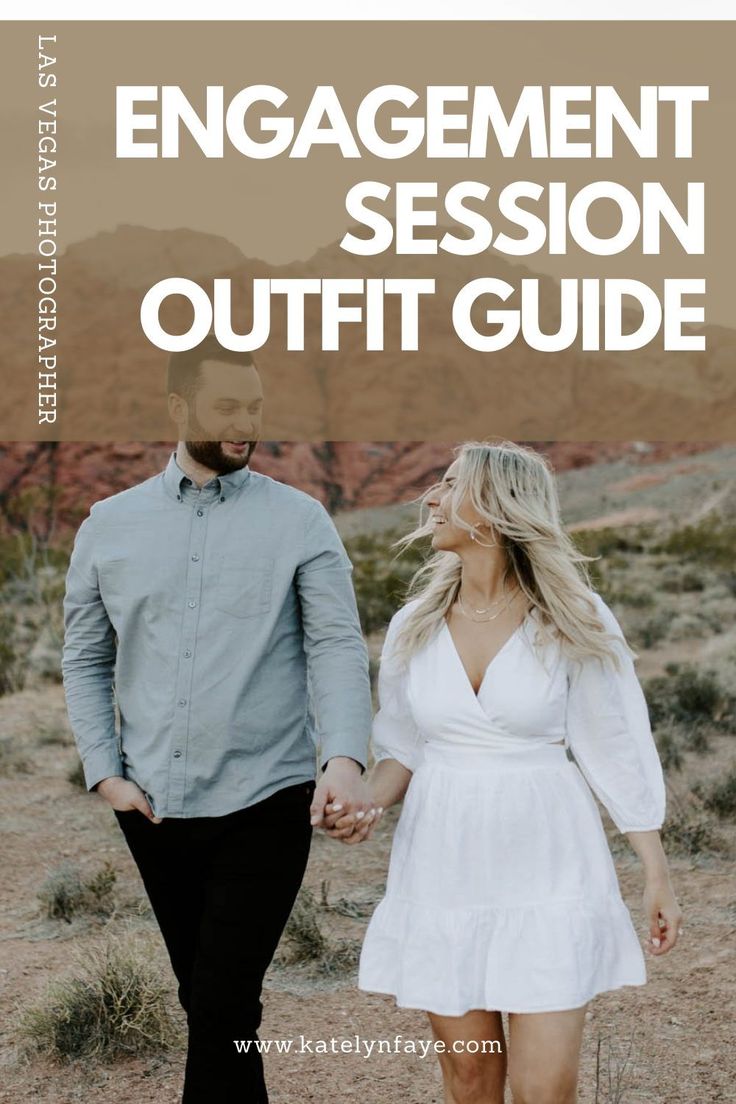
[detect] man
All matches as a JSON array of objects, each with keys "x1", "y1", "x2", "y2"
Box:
[{"x1": 61, "y1": 335, "x2": 375, "y2": 1103}]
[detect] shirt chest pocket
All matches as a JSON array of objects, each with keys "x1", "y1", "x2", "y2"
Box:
[{"x1": 215, "y1": 555, "x2": 274, "y2": 619}]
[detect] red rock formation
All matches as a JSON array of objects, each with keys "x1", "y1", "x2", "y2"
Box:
[{"x1": 0, "y1": 440, "x2": 717, "y2": 540}]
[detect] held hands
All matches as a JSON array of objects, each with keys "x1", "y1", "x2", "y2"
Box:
[
  {"x1": 96, "y1": 777, "x2": 162, "y2": 823},
  {"x1": 309, "y1": 756, "x2": 384, "y2": 845}
]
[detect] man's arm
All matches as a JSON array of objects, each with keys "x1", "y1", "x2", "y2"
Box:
[
  {"x1": 296, "y1": 500, "x2": 372, "y2": 773},
  {"x1": 61, "y1": 508, "x2": 123, "y2": 792}
]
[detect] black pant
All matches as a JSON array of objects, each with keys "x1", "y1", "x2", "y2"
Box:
[{"x1": 113, "y1": 780, "x2": 315, "y2": 1103}]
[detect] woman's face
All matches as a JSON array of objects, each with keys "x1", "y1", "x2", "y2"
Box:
[{"x1": 426, "y1": 460, "x2": 487, "y2": 553}]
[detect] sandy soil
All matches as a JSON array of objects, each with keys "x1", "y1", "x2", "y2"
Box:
[{"x1": 1, "y1": 680, "x2": 734, "y2": 1104}]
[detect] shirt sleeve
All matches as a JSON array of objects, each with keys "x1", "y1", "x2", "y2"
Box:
[
  {"x1": 296, "y1": 500, "x2": 372, "y2": 773},
  {"x1": 61, "y1": 507, "x2": 123, "y2": 793},
  {"x1": 565, "y1": 592, "x2": 666, "y2": 834},
  {"x1": 371, "y1": 603, "x2": 425, "y2": 773}
]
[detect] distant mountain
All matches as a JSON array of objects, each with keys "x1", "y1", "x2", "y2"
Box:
[
  {"x1": 64, "y1": 225, "x2": 249, "y2": 290},
  {"x1": 1, "y1": 223, "x2": 733, "y2": 440}
]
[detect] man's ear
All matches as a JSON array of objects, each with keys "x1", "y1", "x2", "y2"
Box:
[{"x1": 167, "y1": 392, "x2": 187, "y2": 430}]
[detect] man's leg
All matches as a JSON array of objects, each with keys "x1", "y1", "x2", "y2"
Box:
[
  {"x1": 113, "y1": 810, "x2": 205, "y2": 1016},
  {"x1": 182, "y1": 780, "x2": 316, "y2": 1104}
]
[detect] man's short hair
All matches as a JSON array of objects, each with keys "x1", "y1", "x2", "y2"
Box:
[{"x1": 167, "y1": 336, "x2": 256, "y2": 404}]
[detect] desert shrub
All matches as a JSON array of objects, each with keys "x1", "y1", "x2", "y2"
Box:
[
  {"x1": 608, "y1": 586, "x2": 655, "y2": 609},
  {"x1": 0, "y1": 608, "x2": 25, "y2": 696},
  {"x1": 658, "y1": 567, "x2": 706, "y2": 594},
  {"x1": 661, "y1": 810, "x2": 721, "y2": 856},
  {"x1": 698, "y1": 767, "x2": 736, "y2": 821},
  {"x1": 280, "y1": 886, "x2": 327, "y2": 962},
  {"x1": 319, "y1": 879, "x2": 379, "y2": 919},
  {"x1": 0, "y1": 736, "x2": 31, "y2": 775},
  {"x1": 0, "y1": 524, "x2": 69, "y2": 589},
  {"x1": 319, "y1": 940, "x2": 361, "y2": 976},
  {"x1": 633, "y1": 611, "x2": 671, "y2": 650},
  {"x1": 654, "y1": 721, "x2": 684, "y2": 773},
  {"x1": 345, "y1": 529, "x2": 429, "y2": 634},
  {"x1": 0, "y1": 535, "x2": 31, "y2": 586},
  {"x1": 644, "y1": 664, "x2": 735, "y2": 735},
  {"x1": 0, "y1": 523, "x2": 68, "y2": 689},
  {"x1": 661, "y1": 786, "x2": 726, "y2": 857},
  {"x1": 684, "y1": 722, "x2": 713, "y2": 755},
  {"x1": 67, "y1": 758, "x2": 87, "y2": 789},
  {"x1": 571, "y1": 527, "x2": 648, "y2": 560},
  {"x1": 83, "y1": 865, "x2": 118, "y2": 914},
  {"x1": 16, "y1": 935, "x2": 180, "y2": 1062},
  {"x1": 655, "y1": 516, "x2": 736, "y2": 570},
  {"x1": 667, "y1": 613, "x2": 712, "y2": 642},
  {"x1": 279, "y1": 886, "x2": 360, "y2": 977},
  {"x1": 595, "y1": 1030, "x2": 637, "y2": 1104},
  {"x1": 34, "y1": 718, "x2": 71, "y2": 746},
  {"x1": 38, "y1": 861, "x2": 117, "y2": 922}
]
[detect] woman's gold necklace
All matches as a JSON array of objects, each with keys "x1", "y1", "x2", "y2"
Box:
[{"x1": 456, "y1": 585, "x2": 520, "y2": 623}]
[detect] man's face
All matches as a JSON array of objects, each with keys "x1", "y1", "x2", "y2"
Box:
[{"x1": 179, "y1": 359, "x2": 264, "y2": 473}]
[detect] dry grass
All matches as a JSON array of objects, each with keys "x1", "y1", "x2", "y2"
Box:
[
  {"x1": 14, "y1": 933, "x2": 183, "y2": 1063},
  {"x1": 278, "y1": 885, "x2": 361, "y2": 977},
  {"x1": 37, "y1": 861, "x2": 118, "y2": 923},
  {"x1": 594, "y1": 1030, "x2": 637, "y2": 1103}
]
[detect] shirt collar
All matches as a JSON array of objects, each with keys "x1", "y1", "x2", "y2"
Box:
[{"x1": 162, "y1": 449, "x2": 252, "y2": 503}]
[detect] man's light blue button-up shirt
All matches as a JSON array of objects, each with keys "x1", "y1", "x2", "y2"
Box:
[{"x1": 61, "y1": 450, "x2": 372, "y2": 818}]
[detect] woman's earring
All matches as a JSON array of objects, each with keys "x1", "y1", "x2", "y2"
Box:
[{"x1": 470, "y1": 528, "x2": 476, "y2": 541}]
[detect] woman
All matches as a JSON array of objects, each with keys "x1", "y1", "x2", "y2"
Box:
[{"x1": 324, "y1": 441, "x2": 682, "y2": 1104}]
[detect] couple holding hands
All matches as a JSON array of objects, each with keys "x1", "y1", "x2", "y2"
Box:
[{"x1": 62, "y1": 340, "x2": 680, "y2": 1104}]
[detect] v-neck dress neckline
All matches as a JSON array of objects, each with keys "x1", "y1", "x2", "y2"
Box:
[{"x1": 442, "y1": 610, "x2": 532, "y2": 700}]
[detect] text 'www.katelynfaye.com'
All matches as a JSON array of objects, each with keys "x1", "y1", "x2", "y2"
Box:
[{"x1": 234, "y1": 1035, "x2": 502, "y2": 1058}]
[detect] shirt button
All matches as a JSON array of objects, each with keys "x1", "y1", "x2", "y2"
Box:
[
  {"x1": 188, "y1": 600, "x2": 196, "y2": 608},
  {"x1": 196, "y1": 509, "x2": 204, "y2": 517},
  {"x1": 173, "y1": 749, "x2": 182, "y2": 758},
  {"x1": 184, "y1": 649, "x2": 192, "y2": 658},
  {"x1": 178, "y1": 698, "x2": 187, "y2": 706},
  {"x1": 191, "y1": 554, "x2": 199, "y2": 562}
]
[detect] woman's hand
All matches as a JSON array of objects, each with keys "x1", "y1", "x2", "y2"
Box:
[
  {"x1": 642, "y1": 877, "x2": 683, "y2": 955},
  {"x1": 319, "y1": 759, "x2": 412, "y2": 844},
  {"x1": 322, "y1": 797, "x2": 384, "y2": 844}
]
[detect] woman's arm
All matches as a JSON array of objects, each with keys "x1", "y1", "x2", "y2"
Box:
[
  {"x1": 368, "y1": 757, "x2": 413, "y2": 809},
  {"x1": 323, "y1": 602, "x2": 424, "y2": 844},
  {"x1": 565, "y1": 593, "x2": 683, "y2": 954},
  {"x1": 626, "y1": 829, "x2": 683, "y2": 956}
]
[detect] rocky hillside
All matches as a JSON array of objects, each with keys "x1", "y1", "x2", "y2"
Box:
[
  {"x1": 0, "y1": 440, "x2": 718, "y2": 537},
  {"x1": 2, "y1": 224, "x2": 735, "y2": 439}
]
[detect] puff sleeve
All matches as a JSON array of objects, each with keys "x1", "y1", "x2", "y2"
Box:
[
  {"x1": 371, "y1": 602, "x2": 425, "y2": 772},
  {"x1": 565, "y1": 592, "x2": 666, "y2": 834}
]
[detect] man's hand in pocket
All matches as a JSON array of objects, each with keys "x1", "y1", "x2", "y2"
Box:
[{"x1": 96, "y1": 777, "x2": 162, "y2": 823}]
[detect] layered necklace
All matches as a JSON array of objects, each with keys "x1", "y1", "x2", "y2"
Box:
[{"x1": 455, "y1": 580, "x2": 521, "y2": 623}]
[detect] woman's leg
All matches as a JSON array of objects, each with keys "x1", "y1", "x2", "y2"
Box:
[
  {"x1": 426, "y1": 1009, "x2": 507, "y2": 1104},
  {"x1": 506, "y1": 1004, "x2": 588, "y2": 1104}
]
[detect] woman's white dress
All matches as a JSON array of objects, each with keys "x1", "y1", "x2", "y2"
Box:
[{"x1": 357, "y1": 591, "x2": 666, "y2": 1016}]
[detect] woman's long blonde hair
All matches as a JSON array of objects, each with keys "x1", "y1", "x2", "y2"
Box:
[{"x1": 390, "y1": 440, "x2": 634, "y2": 673}]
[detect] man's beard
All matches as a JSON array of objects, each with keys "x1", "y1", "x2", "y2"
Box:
[{"x1": 183, "y1": 432, "x2": 258, "y2": 475}]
